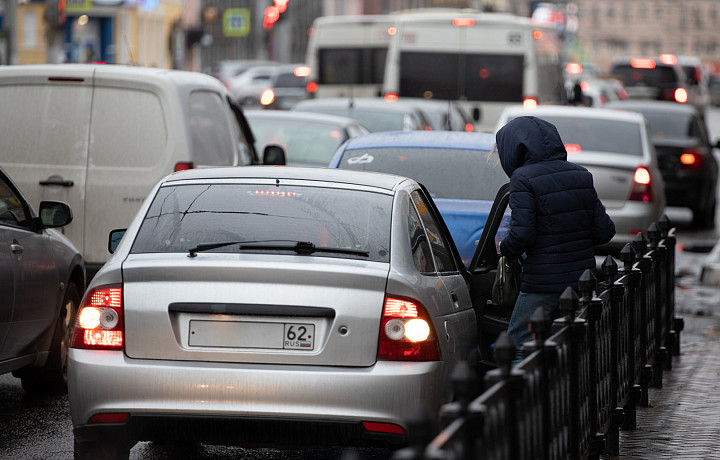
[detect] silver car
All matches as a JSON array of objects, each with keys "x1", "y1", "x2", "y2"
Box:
[
  {"x1": 69, "y1": 166, "x2": 478, "y2": 457},
  {"x1": 496, "y1": 105, "x2": 666, "y2": 249},
  {"x1": 0, "y1": 167, "x2": 85, "y2": 394}
]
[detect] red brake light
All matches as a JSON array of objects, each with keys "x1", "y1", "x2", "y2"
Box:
[
  {"x1": 659, "y1": 53, "x2": 677, "y2": 65},
  {"x1": 387, "y1": 26, "x2": 397, "y2": 36},
  {"x1": 674, "y1": 87, "x2": 688, "y2": 103},
  {"x1": 88, "y1": 413, "x2": 130, "y2": 424},
  {"x1": 294, "y1": 66, "x2": 311, "y2": 78},
  {"x1": 362, "y1": 421, "x2": 406, "y2": 435},
  {"x1": 566, "y1": 63, "x2": 583, "y2": 74},
  {"x1": 522, "y1": 97, "x2": 538, "y2": 109},
  {"x1": 680, "y1": 153, "x2": 696, "y2": 165},
  {"x1": 680, "y1": 149, "x2": 704, "y2": 169},
  {"x1": 174, "y1": 162, "x2": 194, "y2": 172},
  {"x1": 384, "y1": 92, "x2": 399, "y2": 102},
  {"x1": 452, "y1": 18, "x2": 474, "y2": 27},
  {"x1": 306, "y1": 81, "x2": 318, "y2": 93},
  {"x1": 71, "y1": 285, "x2": 124, "y2": 350},
  {"x1": 260, "y1": 89, "x2": 275, "y2": 105},
  {"x1": 465, "y1": 123, "x2": 474, "y2": 132},
  {"x1": 378, "y1": 297, "x2": 440, "y2": 361},
  {"x1": 533, "y1": 30, "x2": 543, "y2": 40},
  {"x1": 565, "y1": 143, "x2": 582, "y2": 153},
  {"x1": 629, "y1": 167, "x2": 652, "y2": 202},
  {"x1": 631, "y1": 58, "x2": 656, "y2": 69}
]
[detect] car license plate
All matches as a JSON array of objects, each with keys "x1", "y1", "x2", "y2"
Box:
[{"x1": 189, "y1": 320, "x2": 314, "y2": 351}]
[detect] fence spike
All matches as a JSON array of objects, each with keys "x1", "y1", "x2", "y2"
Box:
[
  {"x1": 578, "y1": 269, "x2": 597, "y2": 298},
  {"x1": 658, "y1": 214, "x2": 671, "y2": 237},
  {"x1": 530, "y1": 307, "x2": 552, "y2": 343},
  {"x1": 647, "y1": 222, "x2": 660, "y2": 246},
  {"x1": 620, "y1": 243, "x2": 635, "y2": 270},
  {"x1": 493, "y1": 331, "x2": 516, "y2": 375},
  {"x1": 632, "y1": 233, "x2": 648, "y2": 260},
  {"x1": 602, "y1": 255, "x2": 618, "y2": 282},
  {"x1": 559, "y1": 286, "x2": 579, "y2": 319}
]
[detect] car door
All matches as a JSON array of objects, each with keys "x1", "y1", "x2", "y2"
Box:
[
  {"x1": 468, "y1": 183, "x2": 511, "y2": 361},
  {"x1": 0, "y1": 172, "x2": 58, "y2": 362},
  {"x1": 0, "y1": 221, "x2": 13, "y2": 357}
]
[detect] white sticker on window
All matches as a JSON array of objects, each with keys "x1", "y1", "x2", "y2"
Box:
[{"x1": 347, "y1": 153, "x2": 375, "y2": 165}]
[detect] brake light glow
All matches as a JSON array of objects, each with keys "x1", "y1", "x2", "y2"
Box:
[
  {"x1": 71, "y1": 285, "x2": 124, "y2": 350},
  {"x1": 260, "y1": 89, "x2": 275, "y2": 105},
  {"x1": 306, "y1": 81, "x2": 318, "y2": 93},
  {"x1": 174, "y1": 161, "x2": 194, "y2": 172},
  {"x1": 387, "y1": 26, "x2": 397, "y2": 36},
  {"x1": 674, "y1": 88, "x2": 688, "y2": 103},
  {"x1": 580, "y1": 81, "x2": 590, "y2": 91},
  {"x1": 384, "y1": 92, "x2": 399, "y2": 102},
  {"x1": 629, "y1": 167, "x2": 652, "y2": 202},
  {"x1": 294, "y1": 66, "x2": 311, "y2": 78},
  {"x1": 253, "y1": 190, "x2": 298, "y2": 197},
  {"x1": 565, "y1": 143, "x2": 581, "y2": 153},
  {"x1": 631, "y1": 58, "x2": 656, "y2": 69},
  {"x1": 522, "y1": 97, "x2": 538, "y2": 109},
  {"x1": 88, "y1": 413, "x2": 129, "y2": 424},
  {"x1": 680, "y1": 149, "x2": 704, "y2": 169},
  {"x1": 659, "y1": 53, "x2": 677, "y2": 65},
  {"x1": 533, "y1": 30, "x2": 543, "y2": 40},
  {"x1": 378, "y1": 297, "x2": 440, "y2": 361},
  {"x1": 452, "y1": 18, "x2": 474, "y2": 27},
  {"x1": 680, "y1": 153, "x2": 696, "y2": 165},
  {"x1": 566, "y1": 62, "x2": 583, "y2": 74},
  {"x1": 465, "y1": 123, "x2": 474, "y2": 132}
]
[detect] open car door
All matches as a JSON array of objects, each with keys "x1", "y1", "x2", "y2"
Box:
[{"x1": 468, "y1": 183, "x2": 512, "y2": 362}]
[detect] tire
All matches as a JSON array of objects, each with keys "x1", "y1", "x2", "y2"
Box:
[
  {"x1": 19, "y1": 282, "x2": 81, "y2": 394},
  {"x1": 74, "y1": 438, "x2": 131, "y2": 460}
]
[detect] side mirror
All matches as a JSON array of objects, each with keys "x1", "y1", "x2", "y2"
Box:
[
  {"x1": 39, "y1": 201, "x2": 73, "y2": 228},
  {"x1": 472, "y1": 107, "x2": 482, "y2": 122},
  {"x1": 108, "y1": 229, "x2": 127, "y2": 254},
  {"x1": 263, "y1": 144, "x2": 287, "y2": 165}
]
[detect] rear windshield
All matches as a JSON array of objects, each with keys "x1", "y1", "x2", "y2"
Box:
[
  {"x1": 131, "y1": 183, "x2": 392, "y2": 262},
  {"x1": 611, "y1": 65, "x2": 679, "y2": 88},
  {"x1": 399, "y1": 52, "x2": 524, "y2": 102},
  {"x1": 274, "y1": 72, "x2": 306, "y2": 88},
  {"x1": 318, "y1": 48, "x2": 387, "y2": 85},
  {"x1": 300, "y1": 106, "x2": 410, "y2": 132},
  {"x1": 620, "y1": 109, "x2": 697, "y2": 139},
  {"x1": 337, "y1": 147, "x2": 507, "y2": 200},
  {"x1": 510, "y1": 115, "x2": 644, "y2": 155}
]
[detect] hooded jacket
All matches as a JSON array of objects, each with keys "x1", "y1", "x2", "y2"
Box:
[{"x1": 496, "y1": 116, "x2": 615, "y2": 293}]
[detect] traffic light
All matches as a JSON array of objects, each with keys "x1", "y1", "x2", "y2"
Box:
[{"x1": 263, "y1": 0, "x2": 289, "y2": 30}]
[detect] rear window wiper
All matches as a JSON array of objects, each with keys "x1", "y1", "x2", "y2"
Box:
[{"x1": 188, "y1": 240, "x2": 369, "y2": 258}]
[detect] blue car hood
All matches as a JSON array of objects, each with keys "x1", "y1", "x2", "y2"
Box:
[{"x1": 434, "y1": 198, "x2": 493, "y2": 268}]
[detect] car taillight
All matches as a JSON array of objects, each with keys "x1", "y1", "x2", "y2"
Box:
[
  {"x1": 384, "y1": 92, "x2": 399, "y2": 102},
  {"x1": 306, "y1": 81, "x2": 318, "y2": 93},
  {"x1": 260, "y1": 89, "x2": 275, "y2": 105},
  {"x1": 174, "y1": 161, "x2": 194, "y2": 172},
  {"x1": 629, "y1": 166, "x2": 652, "y2": 202},
  {"x1": 71, "y1": 285, "x2": 124, "y2": 350},
  {"x1": 674, "y1": 87, "x2": 688, "y2": 103},
  {"x1": 679, "y1": 148, "x2": 704, "y2": 170},
  {"x1": 378, "y1": 297, "x2": 440, "y2": 361},
  {"x1": 522, "y1": 97, "x2": 538, "y2": 109},
  {"x1": 465, "y1": 123, "x2": 474, "y2": 132}
]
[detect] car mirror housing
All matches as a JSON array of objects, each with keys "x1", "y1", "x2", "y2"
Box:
[
  {"x1": 39, "y1": 201, "x2": 73, "y2": 228},
  {"x1": 263, "y1": 144, "x2": 287, "y2": 165}
]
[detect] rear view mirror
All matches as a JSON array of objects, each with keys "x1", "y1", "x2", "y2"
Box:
[
  {"x1": 39, "y1": 201, "x2": 73, "y2": 228},
  {"x1": 108, "y1": 229, "x2": 126, "y2": 254},
  {"x1": 263, "y1": 145, "x2": 287, "y2": 165}
]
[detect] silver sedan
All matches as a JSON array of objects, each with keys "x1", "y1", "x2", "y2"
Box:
[{"x1": 68, "y1": 166, "x2": 478, "y2": 458}]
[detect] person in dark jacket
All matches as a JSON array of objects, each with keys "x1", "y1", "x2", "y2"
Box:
[{"x1": 496, "y1": 116, "x2": 615, "y2": 358}]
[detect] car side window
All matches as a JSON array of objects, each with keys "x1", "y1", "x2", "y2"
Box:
[
  {"x1": 189, "y1": 91, "x2": 238, "y2": 166},
  {"x1": 407, "y1": 200, "x2": 435, "y2": 274},
  {"x1": 410, "y1": 190, "x2": 457, "y2": 273},
  {"x1": 0, "y1": 177, "x2": 29, "y2": 229}
]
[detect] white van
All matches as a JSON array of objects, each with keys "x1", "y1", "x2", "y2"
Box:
[
  {"x1": 305, "y1": 15, "x2": 396, "y2": 98},
  {"x1": 382, "y1": 10, "x2": 566, "y2": 132},
  {"x1": 0, "y1": 64, "x2": 261, "y2": 277}
]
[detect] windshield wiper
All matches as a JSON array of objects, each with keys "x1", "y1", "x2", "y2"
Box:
[{"x1": 188, "y1": 240, "x2": 369, "y2": 258}]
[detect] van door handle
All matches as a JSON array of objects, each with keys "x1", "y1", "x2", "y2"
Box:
[{"x1": 39, "y1": 178, "x2": 74, "y2": 187}]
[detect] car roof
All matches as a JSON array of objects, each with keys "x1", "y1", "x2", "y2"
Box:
[
  {"x1": 293, "y1": 98, "x2": 425, "y2": 113},
  {"x1": 604, "y1": 100, "x2": 700, "y2": 115},
  {"x1": 245, "y1": 109, "x2": 362, "y2": 126},
  {"x1": 162, "y1": 165, "x2": 411, "y2": 191},
  {"x1": 499, "y1": 105, "x2": 647, "y2": 124},
  {"x1": 340, "y1": 130, "x2": 495, "y2": 150}
]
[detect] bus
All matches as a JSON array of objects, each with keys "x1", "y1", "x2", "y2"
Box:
[
  {"x1": 381, "y1": 10, "x2": 566, "y2": 132},
  {"x1": 305, "y1": 15, "x2": 395, "y2": 99}
]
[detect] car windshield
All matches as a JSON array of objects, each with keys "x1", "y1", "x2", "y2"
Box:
[
  {"x1": 131, "y1": 183, "x2": 392, "y2": 262},
  {"x1": 247, "y1": 116, "x2": 350, "y2": 166},
  {"x1": 509, "y1": 115, "x2": 644, "y2": 155},
  {"x1": 337, "y1": 147, "x2": 506, "y2": 200}
]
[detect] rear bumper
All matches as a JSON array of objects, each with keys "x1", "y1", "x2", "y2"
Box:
[
  {"x1": 68, "y1": 349, "x2": 444, "y2": 448},
  {"x1": 605, "y1": 200, "x2": 665, "y2": 245}
]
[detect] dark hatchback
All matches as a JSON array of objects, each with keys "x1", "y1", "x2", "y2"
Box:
[{"x1": 606, "y1": 100, "x2": 720, "y2": 228}]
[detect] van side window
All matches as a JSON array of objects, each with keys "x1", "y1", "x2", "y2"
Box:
[
  {"x1": 189, "y1": 91, "x2": 238, "y2": 166},
  {"x1": 90, "y1": 87, "x2": 167, "y2": 167}
]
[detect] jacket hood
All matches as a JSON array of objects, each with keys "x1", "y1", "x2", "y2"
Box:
[{"x1": 496, "y1": 116, "x2": 567, "y2": 177}]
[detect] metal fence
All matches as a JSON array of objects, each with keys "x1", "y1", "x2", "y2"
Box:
[{"x1": 392, "y1": 216, "x2": 682, "y2": 460}]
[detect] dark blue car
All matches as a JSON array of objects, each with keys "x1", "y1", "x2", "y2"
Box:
[{"x1": 329, "y1": 131, "x2": 508, "y2": 267}]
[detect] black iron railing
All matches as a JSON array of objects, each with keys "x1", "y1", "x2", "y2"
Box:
[{"x1": 393, "y1": 217, "x2": 681, "y2": 460}]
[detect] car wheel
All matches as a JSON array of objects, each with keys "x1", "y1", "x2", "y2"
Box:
[
  {"x1": 74, "y1": 438, "x2": 131, "y2": 460},
  {"x1": 19, "y1": 282, "x2": 81, "y2": 394}
]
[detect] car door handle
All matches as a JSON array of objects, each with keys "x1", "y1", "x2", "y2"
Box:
[
  {"x1": 10, "y1": 243, "x2": 23, "y2": 254},
  {"x1": 450, "y1": 291, "x2": 460, "y2": 308},
  {"x1": 39, "y1": 178, "x2": 74, "y2": 187}
]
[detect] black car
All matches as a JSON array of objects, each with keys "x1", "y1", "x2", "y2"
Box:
[
  {"x1": 610, "y1": 56, "x2": 690, "y2": 104},
  {"x1": 606, "y1": 100, "x2": 720, "y2": 228}
]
